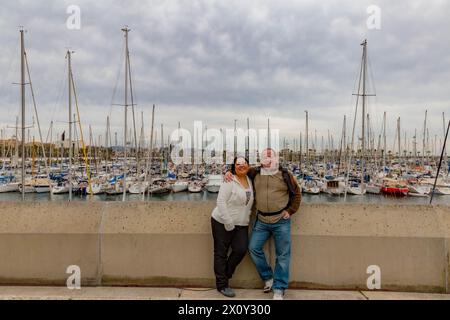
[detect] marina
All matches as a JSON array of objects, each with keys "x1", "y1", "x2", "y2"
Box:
[{"x1": 1, "y1": 20, "x2": 449, "y2": 206}]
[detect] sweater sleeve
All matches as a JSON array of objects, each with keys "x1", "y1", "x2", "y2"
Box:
[
  {"x1": 216, "y1": 180, "x2": 234, "y2": 225},
  {"x1": 286, "y1": 173, "x2": 302, "y2": 215}
]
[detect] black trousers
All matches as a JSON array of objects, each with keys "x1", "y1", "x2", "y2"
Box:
[{"x1": 211, "y1": 217, "x2": 249, "y2": 291}]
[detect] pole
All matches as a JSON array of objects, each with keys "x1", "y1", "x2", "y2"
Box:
[
  {"x1": 361, "y1": 39, "x2": 367, "y2": 190},
  {"x1": 20, "y1": 29, "x2": 26, "y2": 201},
  {"x1": 67, "y1": 50, "x2": 73, "y2": 201},
  {"x1": 431, "y1": 120, "x2": 450, "y2": 204},
  {"x1": 305, "y1": 111, "x2": 309, "y2": 167},
  {"x1": 122, "y1": 27, "x2": 130, "y2": 202}
]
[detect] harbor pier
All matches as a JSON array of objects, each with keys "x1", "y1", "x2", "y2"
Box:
[{"x1": 0, "y1": 202, "x2": 449, "y2": 293}]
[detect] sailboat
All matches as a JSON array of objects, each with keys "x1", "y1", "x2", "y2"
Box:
[
  {"x1": 0, "y1": 178, "x2": 20, "y2": 193},
  {"x1": 408, "y1": 184, "x2": 430, "y2": 197},
  {"x1": 129, "y1": 180, "x2": 149, "y2": 194},
  {"x1": 380, "y1": 175, "x2": 409, "y2": 196},
  {"x1": 344, "y1": 39, "x2": 376, "y2": 198},
  {"x1": 115, "y1": 26, "x2": 139, "y2": 200},
  {"x1": 188, "y1": 179, "x2": 203, "y2": 193}
]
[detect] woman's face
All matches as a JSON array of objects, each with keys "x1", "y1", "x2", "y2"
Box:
[{"x1": 235, "y1": 158, "x2": 249, "y2": 176}]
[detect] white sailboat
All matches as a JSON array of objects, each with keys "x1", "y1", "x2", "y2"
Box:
[
  {"x1": 172, "y1": 180, "x2": 189, "y2": 193},
  {"x1": 129, "y1": 181, "x2": 149, "y2": 194},
  {"x1": 188, "y1": 180, "x2": 203, "y2": 193}
]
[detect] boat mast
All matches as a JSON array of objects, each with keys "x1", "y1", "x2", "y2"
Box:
[
  {"x1": 49, "y1": 121, "x2": 53, "y2": 168},
  {"x1": 397, "y1": 117, "x2": 401, "y2": 166},
  {"x1": 24, "y1": 51, "x2": 49, "y2": 177},
  {"x1": 15, "y1": 116, "x2": 19, "y2": 171},
  {"x1": 345, "y1": 39, "x2": 365, "y2": 199},
  {"x1": 161, "y1": 123, "x2": 164, "y2": 171},
  {"x1": 383, "y1": 111, "x2": 386, "y2": 170},
  {"x1": 144, "y1": 104, "x2": 155, "y2": 199},
  {"x1": 1, "y1": 129, "x2": 3, "y2": 164},
  {"x1": 413, "y1": 128, "x2": 417, "y2": 162},
  {"x1": 20, "y1": 28, "x2": 26, "y2": 201},
  {"x1": 298, "y1": 131, "x2": 301, "y2": 169},
  {"x1": 338, "y1": 115, "x2": 346, "y2": 173},
  {"x1": 361, "y1": 39, "x2": 367, "y2": 190},
  {"x1": 67, "y1": 50, "x2": 74, "y2": 201},
  {"x1": 305, "y1": 110, "x2": 309, "y2": 168},
  {"x1": 122, "y1": 27, "x2": 130, "y2": 202},
  {"x1": 105, "y1": 116, "x2": 110, "y2": 174},
  {"x1": 246, "y1": 118, "x2": 249, "y2": 160},
  {"x1": 422, "y1": 109, "x2": 427, "y2": 167},
  {"x1": 234, "y1": 119, "x2": 237, "y2": 158},
  {"x1": 443, "y1": 113, "x2": 448, "y2": 176}
]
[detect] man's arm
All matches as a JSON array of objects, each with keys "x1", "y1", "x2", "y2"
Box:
[
  {"x1": 246, "y1": 167, "x2": 258, "y2": 180},
  {"x1": 286, "y1": 173, "x2": 301, "y2": 215}
]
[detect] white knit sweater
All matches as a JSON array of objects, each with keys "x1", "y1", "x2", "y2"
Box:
[{"x1": 211, "y1": 176, "x2": 254, "y2": 229}]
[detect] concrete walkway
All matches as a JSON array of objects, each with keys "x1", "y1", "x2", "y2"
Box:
[{"x1": 0, "y1": 286, "x2": 449, "y2": 300}]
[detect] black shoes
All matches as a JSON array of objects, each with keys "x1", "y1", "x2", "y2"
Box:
[{"x1": 219, "y1": 287, "x2": 236, "y2": 298}]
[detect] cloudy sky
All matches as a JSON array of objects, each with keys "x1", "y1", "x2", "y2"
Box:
[{"x1": 0, "y1": 0, "x2": 449, "y2": 152}]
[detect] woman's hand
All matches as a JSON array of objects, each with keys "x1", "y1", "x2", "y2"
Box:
[{"x1": 282, "y1": 210, "x2": 291, "y2": 220}]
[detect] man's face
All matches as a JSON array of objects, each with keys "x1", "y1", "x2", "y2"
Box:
[{"x1": 261, "y1": 148, "x2": 278, "y2": 168}]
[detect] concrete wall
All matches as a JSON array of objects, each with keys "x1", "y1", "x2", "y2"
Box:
[{"x1": 0, "y1": 201, "x2": 449, "y2": 293}]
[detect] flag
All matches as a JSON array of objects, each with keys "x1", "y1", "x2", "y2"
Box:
[{"x1": 61, "y1": 131, "x2": 65, "y2": 141}]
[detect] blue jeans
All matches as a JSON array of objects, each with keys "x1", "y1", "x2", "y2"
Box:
[{"x1": 249, "y1": 217, "x2": 291, "y2": 291}]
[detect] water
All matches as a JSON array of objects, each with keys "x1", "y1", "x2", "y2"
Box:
[{"x1": 1, "y1": 191, "x2": 450, "y2": 205}]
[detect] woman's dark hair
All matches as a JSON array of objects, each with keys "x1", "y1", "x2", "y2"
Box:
[{"x1": 231, "y1": 156, "x2": 249, "y2": 175}]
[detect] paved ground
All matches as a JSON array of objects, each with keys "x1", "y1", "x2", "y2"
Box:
[{"x1": 0, "y1": 286, "x2": 449, "y2": 300}]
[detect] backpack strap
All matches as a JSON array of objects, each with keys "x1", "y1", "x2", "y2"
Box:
[
  {"x1": 250, "y1": 167, "x2": 261, "y2": 198},
  {"x1": 281, "y1": 167, "x2": 296, "y2": 197}
]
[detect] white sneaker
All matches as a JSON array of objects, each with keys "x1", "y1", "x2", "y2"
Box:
[
  {"x1": 273, "y1": 289, "x2": 284, "y2": 300},
  {"x1": 263, "y1": 279, "x2": 273, "y2": 293}
]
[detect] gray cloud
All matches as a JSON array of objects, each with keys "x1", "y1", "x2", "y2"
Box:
[{"x1": 0, "y1": 0, "x2": 449, "y2": 152}]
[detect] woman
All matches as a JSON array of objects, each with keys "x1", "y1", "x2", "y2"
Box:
[{"x1": 211, "y1": 157, "x2": 254, "y2": 297}]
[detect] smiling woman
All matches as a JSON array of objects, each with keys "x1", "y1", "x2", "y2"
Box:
[{"x1": 210, "y1": 156, "x2": 254, "y2": 298}]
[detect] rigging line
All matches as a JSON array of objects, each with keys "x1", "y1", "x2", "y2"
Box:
[
  {"x1": 49, "y1": 61, "x2": 67, "y2": 124},
  {"x1": 70, "y1": 69, "x2": 93, "y2": 196},
  {"x1": 108, "y1": 40, "x2": 126, "y2": 117},
  {"x1": 367, "y1": 52, "x2": 377, "y2": 97},
  {"x1": 365, "y1": 53, "x2": 378, "y2": 131},
  {"x1": 127, "y1": 49, "x2": 138, "y2": 153},
  {"x1": 344, "y1": 46, "x2": 366, "y2": 134},
  {"x1": 344, "y1": 48, "x2": 364, "y2": 200},
  {"x1": 44, "y1": 121, "x2": 52, "y2": 145},
  {"x1": 24, "y1": 51, "x2": 49, "y2": 175}
]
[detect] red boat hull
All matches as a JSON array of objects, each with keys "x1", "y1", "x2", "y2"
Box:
[{"x1": 381, "y1": 187, "x2": 409, "y2": 196}]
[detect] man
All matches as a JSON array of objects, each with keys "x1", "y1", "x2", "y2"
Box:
[{"x1": 224, "y1": 148, "x2": 301, "y2": 300}]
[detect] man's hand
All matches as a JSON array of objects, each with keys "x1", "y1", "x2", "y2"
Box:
[
  {"x1": 282, "y1": 210, "x2": 291, "y2": 220},
  {"x1": 223, "y1": 171, "x2": 233, "y2": 183},
  {"x1": 224, "y1": 223, "x2": 235, "y2": 231}
]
